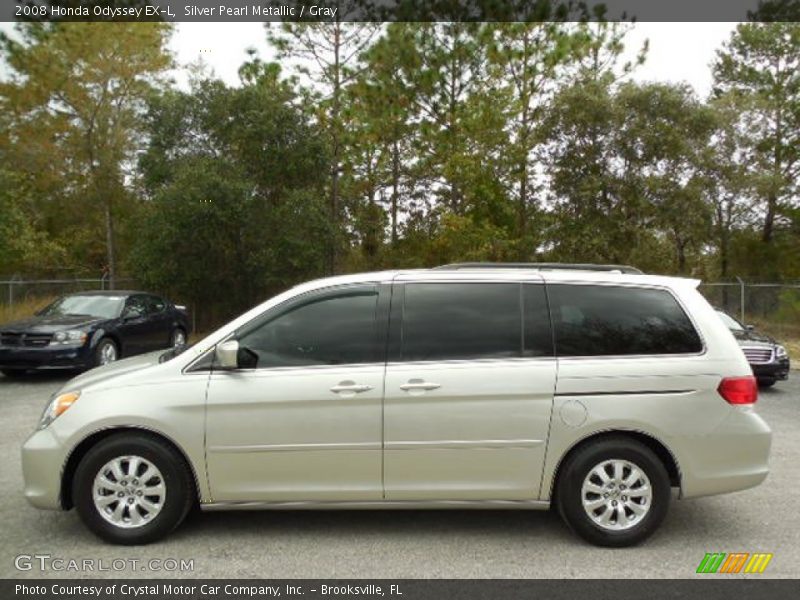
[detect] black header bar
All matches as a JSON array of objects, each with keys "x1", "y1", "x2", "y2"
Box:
[{"x1": 4, "y1": 0, "x2": 800, "y2": 23}]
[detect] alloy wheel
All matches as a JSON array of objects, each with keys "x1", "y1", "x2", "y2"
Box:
[
  {"x1": 580, "y1": 459, "x2": 653, "y2": 531},
  {"x1": 92, "y1": 455, "x2": 166, "y2": 529}
]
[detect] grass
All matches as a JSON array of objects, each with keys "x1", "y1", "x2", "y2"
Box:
[
  {"x1": 746, "y1": 318, "x2": 800, "y2": 360},
  {"x1": 0, "y1": 295, "x2": 57, "y2": 325}
]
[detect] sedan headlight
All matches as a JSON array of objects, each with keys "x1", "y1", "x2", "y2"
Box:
[
  {"x1": 49, "y1": 330, "x2": 88, "y2": 346},
  {"x1": 38, "y1": 391, "x2": 80, "y2": 430},
  {"x1": 776, "y1": 345, "x2": 788, "y2": 359}
]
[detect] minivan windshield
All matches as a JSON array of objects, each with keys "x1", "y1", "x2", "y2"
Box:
[
  {"x1": 40, "y1": 295, "x2": 125, "y2": 320},
  {"x1": 716, "y1": 310, "x2": 744, "y2": 331}
]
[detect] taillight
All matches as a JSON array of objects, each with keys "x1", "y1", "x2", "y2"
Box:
[{"x1": 717, "y1": 376, "x2": 758, "y2": 405}]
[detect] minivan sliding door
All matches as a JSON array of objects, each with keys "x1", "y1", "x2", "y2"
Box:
[{"x1": 382, "y1": 280, "x2": 556, "y2": 501}]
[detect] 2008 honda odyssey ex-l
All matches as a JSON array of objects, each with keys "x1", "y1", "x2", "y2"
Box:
[{"x1": 21, "y1": 263, "x2": 771, "y2": 547}]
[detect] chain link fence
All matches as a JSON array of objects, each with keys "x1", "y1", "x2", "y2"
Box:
[
  {"x1": 2, "y1": 275, "x2": 799, "y2": 339},
  {"x1": 698, "y1": 281, "x2": 800, "y2": 329},
  {"x1": 1, "y1": 277, "x2": 137, "y2": 307}
]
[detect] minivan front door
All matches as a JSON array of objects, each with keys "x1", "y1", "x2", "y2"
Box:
[
  {"x1": 204, "y1": 285, "x2": 387, "y2": 503},
  {"x1": 383, "y1": 280, "x2": 557, "y2": 501}
]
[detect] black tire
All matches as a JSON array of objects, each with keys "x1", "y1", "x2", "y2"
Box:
[
  {"x1": 1, "y1": 369, "x2": 26, "y2": 378},
  {"x1": 92, "y1": 338, "x2": 118, "y2": 367},
  {"x1": 72, "y1": 433, "x2": 195, "y2": 545},
  {"x1": 556, "y1": 436, "x2": 671, "y2": 547},
  {"x1": 758, "y1": 378, "x2": 776, "y2": 388},
  {"x1": 170, "y1": 328, "x2": 187, "y2": 348}
]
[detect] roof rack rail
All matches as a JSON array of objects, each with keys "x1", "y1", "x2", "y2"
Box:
[{"x1": 433, "y1": 262, "x2": 644, "y2": 274}]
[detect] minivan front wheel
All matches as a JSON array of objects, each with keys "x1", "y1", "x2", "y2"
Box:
[
  {"x1": 556, "y1": 437, "x2": 670, "y2": 547},
  {"x1": 73, "y1": 433, "x2": 194, "y2": 545}
]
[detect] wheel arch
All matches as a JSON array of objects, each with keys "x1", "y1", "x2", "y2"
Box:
[
  {"x1": 60, "y1": 426, "x2": 202, "y2": 510},
  {"x1": 548, "y1": 429, "x2": 682, "y2": 502},
  {"x1": 90, "y1": 330, "x2": 123, "y2": 357}
]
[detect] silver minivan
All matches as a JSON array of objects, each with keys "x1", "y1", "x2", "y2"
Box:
[{"x1": 21, "y1": 264, "x2": 771, "y2": 547}]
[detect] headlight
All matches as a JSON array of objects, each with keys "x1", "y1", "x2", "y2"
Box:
[
  {"x1": 776, "y1": 345, "x2": 788, "y2": 358},
  {"x1": 49, "y1": 330, "x2": 88, "y2": 346},
  {"x1": 38, "y1": 391, "x2": 80, "y2": 430}
]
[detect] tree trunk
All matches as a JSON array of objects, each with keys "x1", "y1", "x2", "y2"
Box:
[
  {"x1": 391, "y1": 138, "x2": 399, "y2": 246},
  {"x1": 720, "y1": 230, "x2": 729, "y2": 308},
  {"x1": 104, "y1": 197, "x2": 116, "y2": 290},
  {"x1": 763, "y1": 192, "x2": 776, "y2": 243},
  {"x1": 764, "y1": 102, "x2": 783, "y2": 243},
  {"x1": 330, "y1": 22, "x2": 342, "y2": 275}
]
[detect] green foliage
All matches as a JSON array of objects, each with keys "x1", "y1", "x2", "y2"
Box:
[
  {"x1": 712, "y1": 22, "x2": 800, "y2": 243},
  {"x1": 131, "y1": 72, "x2": 329, "y2": 327},
  {"x1": 0, "y1": 21, "x2": 173, "y2": 280},
  {"x1": 3, "y1": 21, "x2": 800, "y2": 330}
]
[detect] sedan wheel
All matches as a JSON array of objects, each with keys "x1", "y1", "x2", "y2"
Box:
[
  {"x1": 171, "y1": 329, "x2": 186, "y2": 348},
  {"x1": 94, "y1": 339, "x2": 118, "y2": 367}
]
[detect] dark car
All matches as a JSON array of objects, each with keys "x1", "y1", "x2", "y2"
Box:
[
  {"x1": 0, "y1": 291, "x2": 189, "y2": 377},
  {"x1": 716, "y1": 309, "x2": 790, "y2": 387}
]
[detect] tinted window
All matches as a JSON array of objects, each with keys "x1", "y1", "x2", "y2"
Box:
[
  {"x1": 147, "y1": 295, "x2": 166, "y2": 313},
  {"x1": 401, "y1": 283, "x2": 521, "y2": 361},
  {"x1": 124, "y1": 296, "x2": 148, "y2": 318},
  {"x1": 523, "y1": 284, "x2": 554, "y2": 357},
  {"x1": 238, "y1": 290, "x2": 378, "y2": 368},
  {"x1": 549, "y1": 285, "x2": 702, "y2": 356}
]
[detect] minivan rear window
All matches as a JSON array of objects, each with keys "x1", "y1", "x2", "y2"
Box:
[{"x1": 548, "y1": 284, "x2": 702, "y2": 356}]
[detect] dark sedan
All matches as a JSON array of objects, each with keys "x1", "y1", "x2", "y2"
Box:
[
  {"x1": 0, "y1": 291, "x2": 189, "y2": 377},
  {"x1": 716, "y1": 309, "x2": 790, "y2": 387}
]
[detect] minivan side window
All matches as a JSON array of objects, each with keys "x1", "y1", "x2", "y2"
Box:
[
  {"x1": 400, "y1": 282, "x2": 547, "y2": 361},
  {"x1": 238, "y1": 289, "x2": 379, "y2": 368},
  {"x1": 548, "y1": 284, "x2": 702, "y2": 356}
]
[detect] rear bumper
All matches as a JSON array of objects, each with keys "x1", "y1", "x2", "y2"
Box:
[
  {"x1": 751, "y1": 358, "x2": 790, "y2": 381},
  {"x1": 678, "y1": 408, "x2": 771, "y2": 499},
  {"x1": 0, "y1": 345, "x2": 91, "y2": 371}
]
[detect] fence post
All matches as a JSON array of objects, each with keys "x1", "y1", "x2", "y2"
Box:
[
  {"x1": 8, "y1": 274, "x2": 21, "y2": 311},
  {"x1": 735, "y1": 276, "x2": 745, "y2": 323}
]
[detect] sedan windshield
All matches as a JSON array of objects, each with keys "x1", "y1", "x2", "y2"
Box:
[
  {"x1": 716, "y1": 310, "x2": 744, "y2": 332},
  {"x1": 40, "y1": 295, "x2": 125, "y2": 320}
]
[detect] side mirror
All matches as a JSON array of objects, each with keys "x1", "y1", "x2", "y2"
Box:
[
  {"x1": 746, "y1": 324, "x2": 755, "y2": 331},
  {"x1": 215, "y1": 340, "x2": 240, "y2": 369}
]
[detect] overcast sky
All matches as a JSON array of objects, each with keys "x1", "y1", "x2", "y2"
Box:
[
  {"x1": 169, "y1": 22, "x2": 737, "y2": 98},
  {"x1": 0, "y1": 22, "x2": 737, "y2": 98}
]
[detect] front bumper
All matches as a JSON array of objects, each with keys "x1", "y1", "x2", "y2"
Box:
[
  {"x1": 0, "y1": 344, "x2": 91, "y2": 371},
  {"x1": 21, "y1": 426, "x2": 68, "y2": 510},
  {"x1": 751, "y1": 357, "x2": 790, "y2": 381}
]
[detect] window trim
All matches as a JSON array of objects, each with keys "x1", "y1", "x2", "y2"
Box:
[{"x1": 545, "y1": 281, "x2": 707, "y2": 359}]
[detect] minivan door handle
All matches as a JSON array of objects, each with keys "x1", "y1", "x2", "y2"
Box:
[
  {"x1": 330, "y1": 381, "x2": 373, "y2": 394},
  {"x1": 399, "y1": 379, "x2": 441, "y2": 392}
]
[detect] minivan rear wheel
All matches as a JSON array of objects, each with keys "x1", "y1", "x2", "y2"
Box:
[
  {"x1": 72, "y1": 433, "x2": 194, "y2": 545},
  {"x1": 556, "y1": 437, "x2": 670, "y2": 547}
]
